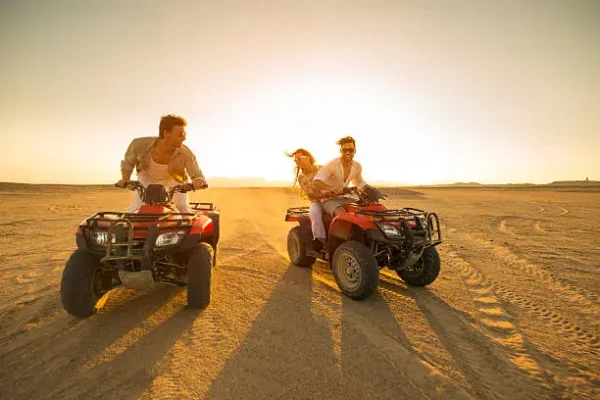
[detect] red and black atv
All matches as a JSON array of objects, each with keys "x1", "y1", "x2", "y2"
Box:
[
  {"x1": 285, "y1": 186, "x2": 442, "y2": 300},
  {"x1": 60, "y1": 181, "x2": 220, "y2": 318}
]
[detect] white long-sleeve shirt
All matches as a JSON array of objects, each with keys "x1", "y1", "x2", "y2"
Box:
[{"x1": 313, "y1": 157, "x2": 367, "y2": 194}]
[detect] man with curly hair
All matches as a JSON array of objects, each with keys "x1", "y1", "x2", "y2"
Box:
[{"x1": 117, "y1": 114, "x2": 207, "y2": 213}]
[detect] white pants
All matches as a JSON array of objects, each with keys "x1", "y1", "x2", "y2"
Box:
[
  {"x1": 128, "y1": 189, "x2": 193, "y2": 214},
  {"x1": 309, "y1": 201, "x2": 327, "y2": 239}
]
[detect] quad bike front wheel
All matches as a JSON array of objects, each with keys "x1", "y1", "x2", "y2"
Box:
[
  {"x1": 332, "y1": 241, "x2": 379, "y2": 300},
  {"x1": 397, "y1": 247, "x2": 441, "y2": 286},
  {"x1": 60, "y1": 249, "x2": 111, "y2": 318},
  {"x1": 187, "y1": 242, "x2": 213, "y2": 309},
  {"x1": 287, "y1": 226, "x2": 316, "y2": 267}
]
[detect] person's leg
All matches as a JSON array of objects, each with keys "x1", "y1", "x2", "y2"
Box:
[
  {"x1": 173, "y1": 192, "x2": 193, "y2": 214},
  {"x1": 309, "y1": 201, "x2": 327, "y2": 241},
  {"x1": 322, "y1": 198, "x2": 341, "y2": 218},
  {"x1": 332, "y1": 206, "x2": 346, "y2": 216},
  {"x1": 323, "y1": 197, "x2": 352, "y2": 217}
]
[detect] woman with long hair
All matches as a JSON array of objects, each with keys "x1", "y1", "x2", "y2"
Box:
[{"x1": 285, "y1": 148, "x2": 333, "y2": 249}]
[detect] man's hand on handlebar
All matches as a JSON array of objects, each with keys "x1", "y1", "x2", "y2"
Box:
[{"x1": 192, "y1": 178, "x2": 208, "y2": 190}]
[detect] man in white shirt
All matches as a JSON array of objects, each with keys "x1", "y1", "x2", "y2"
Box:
[
  {"x1": 117, "y1": 114, "x2": 208, "y2": 214},
  {"x1": 313, "y1": 136, "x2": 369, "y2": 217}
]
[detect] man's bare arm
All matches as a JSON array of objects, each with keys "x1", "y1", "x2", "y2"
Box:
[{"x1": 312, "y1": 179, "x2": 330, "y2": 191}]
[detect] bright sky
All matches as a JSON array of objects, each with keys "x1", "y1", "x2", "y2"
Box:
[{"x1": 1, "y1": 0, "x2": 598, "y2": 185}]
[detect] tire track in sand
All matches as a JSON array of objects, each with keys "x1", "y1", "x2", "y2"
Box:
[
  {"x1": 461, "y1": 233, "x2": 599, "y2": 309},
  {"x1": 445, "y1": 251, "x2": 544, "y2": 381},
  {"x1": 447, "y1": 248, "x2": 600, "y2": 357},
  {"x1": 452, "y1": 236, "x2": 598, "y2": 357},
  {"x1": 447, "y1": 250, "x2": 598, "y2": 398}
]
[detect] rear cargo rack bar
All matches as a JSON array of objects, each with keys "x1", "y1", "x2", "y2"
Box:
[{"x1": 190, "y1": 202, "x2": 216, "y2": 211}]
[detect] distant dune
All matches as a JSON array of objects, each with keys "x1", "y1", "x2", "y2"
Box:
[
  {"x1": 412, "y1": 180, "x2": 600, "y2": 192},
  {"x1": 1, "y1": 179, "x2": 598, "y2": 192}
]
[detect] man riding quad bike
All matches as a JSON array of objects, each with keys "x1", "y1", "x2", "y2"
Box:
[
  {"x1": 60, "y1": 181, "x2": 220, "y2": 318},
  {"x1": 285, "y1": 186, "x2": 442, "y2": 300}
]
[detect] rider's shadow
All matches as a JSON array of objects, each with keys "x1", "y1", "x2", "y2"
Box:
[{"x1": 206, "y1": 261, "x2": 342, "y2": 399}]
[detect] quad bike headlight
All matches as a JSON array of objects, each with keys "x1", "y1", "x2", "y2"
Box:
[
  {"x1": 380, "y1": 225, "x2": 401, "y2": 237},
  {"x1": 155, "y1": 231, "x2": 185, "y2": 247},
  {"x1": 91, "y1": 231, "x2": 115, "y2": 246}
]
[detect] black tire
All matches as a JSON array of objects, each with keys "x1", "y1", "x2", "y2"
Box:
[
  {"x1": 60, "y1": 249, "x2": 106, "y2": 318},
  {"x1": 331, "y1": 241, "x2": 379, "y2": 300},
  {"x1": 287, "y1": 226, "x2": 316, "y2": 267},
  {"x1": 187, "y1": 242, "x2": 213, "y2": 309},
  {"x1": 397, "y1": 247, "x2": 441, "y2": 286},
  {"x1": 212, "y1": 244, "x2": 218, "y2": 267},
  {"x1": 210, "y1": 211, "x2": 220, "y2": 267}
]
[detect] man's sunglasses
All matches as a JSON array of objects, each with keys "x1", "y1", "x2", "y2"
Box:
[{"x1": 341, "y1": 148, "x2": 355, "y2": 154}]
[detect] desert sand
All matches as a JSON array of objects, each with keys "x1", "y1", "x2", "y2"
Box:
[{"x1": 0, "y1": 185, "x2": 598, "y2": 400}]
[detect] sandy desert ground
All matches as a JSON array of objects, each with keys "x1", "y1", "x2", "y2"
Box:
[{"x1": 0, "y1": 185, "x2": 598, "y2": 400}]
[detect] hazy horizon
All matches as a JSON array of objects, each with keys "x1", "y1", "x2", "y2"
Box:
[{"x1": 1, "y1": 0, "x2": 599, "y2": 185}]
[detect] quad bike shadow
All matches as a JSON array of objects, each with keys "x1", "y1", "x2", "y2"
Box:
[
  {"x1": 285, "y1": 186, "x2": 442, "y2": 300},
  {"x1": 60, "y1": 181, "x2": 220, "y2": 318}
]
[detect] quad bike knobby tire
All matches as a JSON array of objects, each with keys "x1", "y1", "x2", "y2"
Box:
[
  {"x1": 61, "y1": 249, "x2": 109, "y2": 318},
  {"x1": 287, "y1": 226, "x2": 316, "y2": 267},
  {"x1": 187, "y1": 242, "x2": 213, "y2": 309},
  {"x1": 397, "y1": 247, "x2": 441, "y2": 286},
  {"x1": 332, "y1": 241, "x2": 379, "y2": 300},
  {"x1": 209, "y1": 211, "x2": 220, "y2": 267}
]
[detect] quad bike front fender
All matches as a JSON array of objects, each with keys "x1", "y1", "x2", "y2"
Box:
[
  {"x1": 189, "y1": 214, "x2": 213, "y2": 236},
  {"x1": 328, "y1": 217, "x2": 369, "y2": 243},
  {"x1": 327, "y1": 217, "x2": 370, "y2": 260}
]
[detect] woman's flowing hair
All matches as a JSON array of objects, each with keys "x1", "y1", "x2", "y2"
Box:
[{"x1": 284, "y1": 148, "x2": 317, "y2": 187}]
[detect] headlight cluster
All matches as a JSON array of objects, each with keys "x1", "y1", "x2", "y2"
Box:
[
  {"x1": 91, "y1": 230, "x2": 185, "y2": 247},
  {"x1": 91, "y1": 231, "x2": 115, "y2": 246},
  {"x1": 155, "y1": 231, "x2": 185, "y2": 247},
  {"x1": 380, "y1": 225, "x2": 402, "y2": 237}
]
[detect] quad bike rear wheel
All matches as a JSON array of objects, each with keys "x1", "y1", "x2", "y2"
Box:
[
  {"x1": 397, "y1": 247, "x2": 441, "y2": 286},
  {"x1": 60, "y1": 249, "x2": 111, "y2": 318},
  {"x1": 332, "y1": 241, "x2": 379, "y2": 300},
  {"x1": 287, "y1": 226, "x2": 316, "y2": 267},
  {"x1": 187, "y1": 242, "x2": 213, "y2": 309}
]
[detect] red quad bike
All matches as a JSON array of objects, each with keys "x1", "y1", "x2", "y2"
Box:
[
  {"x1": 60, "y1": 181, "x2": 220, "y2": 318},
  {"x1": 285, "y1": 186, "x2": 442, "y2": 300}
]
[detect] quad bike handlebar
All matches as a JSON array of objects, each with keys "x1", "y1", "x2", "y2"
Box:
[
  {"x1": 341, "y1": 185, "x2": 387, "y2": 204},
  {"x1": 115, "y1": 180, "x2": 207, "y2": 206}
]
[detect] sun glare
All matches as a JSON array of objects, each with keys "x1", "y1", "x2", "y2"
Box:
[{"x1": 185, "y1": 73, "x2": 452, "y2": 185}]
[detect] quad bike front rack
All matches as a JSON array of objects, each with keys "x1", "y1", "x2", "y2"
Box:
[
  {"x1": 82, "y1": 212, "x2": 195, "y2": 264},
  {"x1": 356, "y1": 207, "x2": 442, "y2": 247}
]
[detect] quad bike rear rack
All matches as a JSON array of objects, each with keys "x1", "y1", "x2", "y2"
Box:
[
  {"x1": 285, "y1": 206, "x2": 310, "y2": 221},
  {"x1": 190, "y1": 202, "x2": 216, "y2": 211}
]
